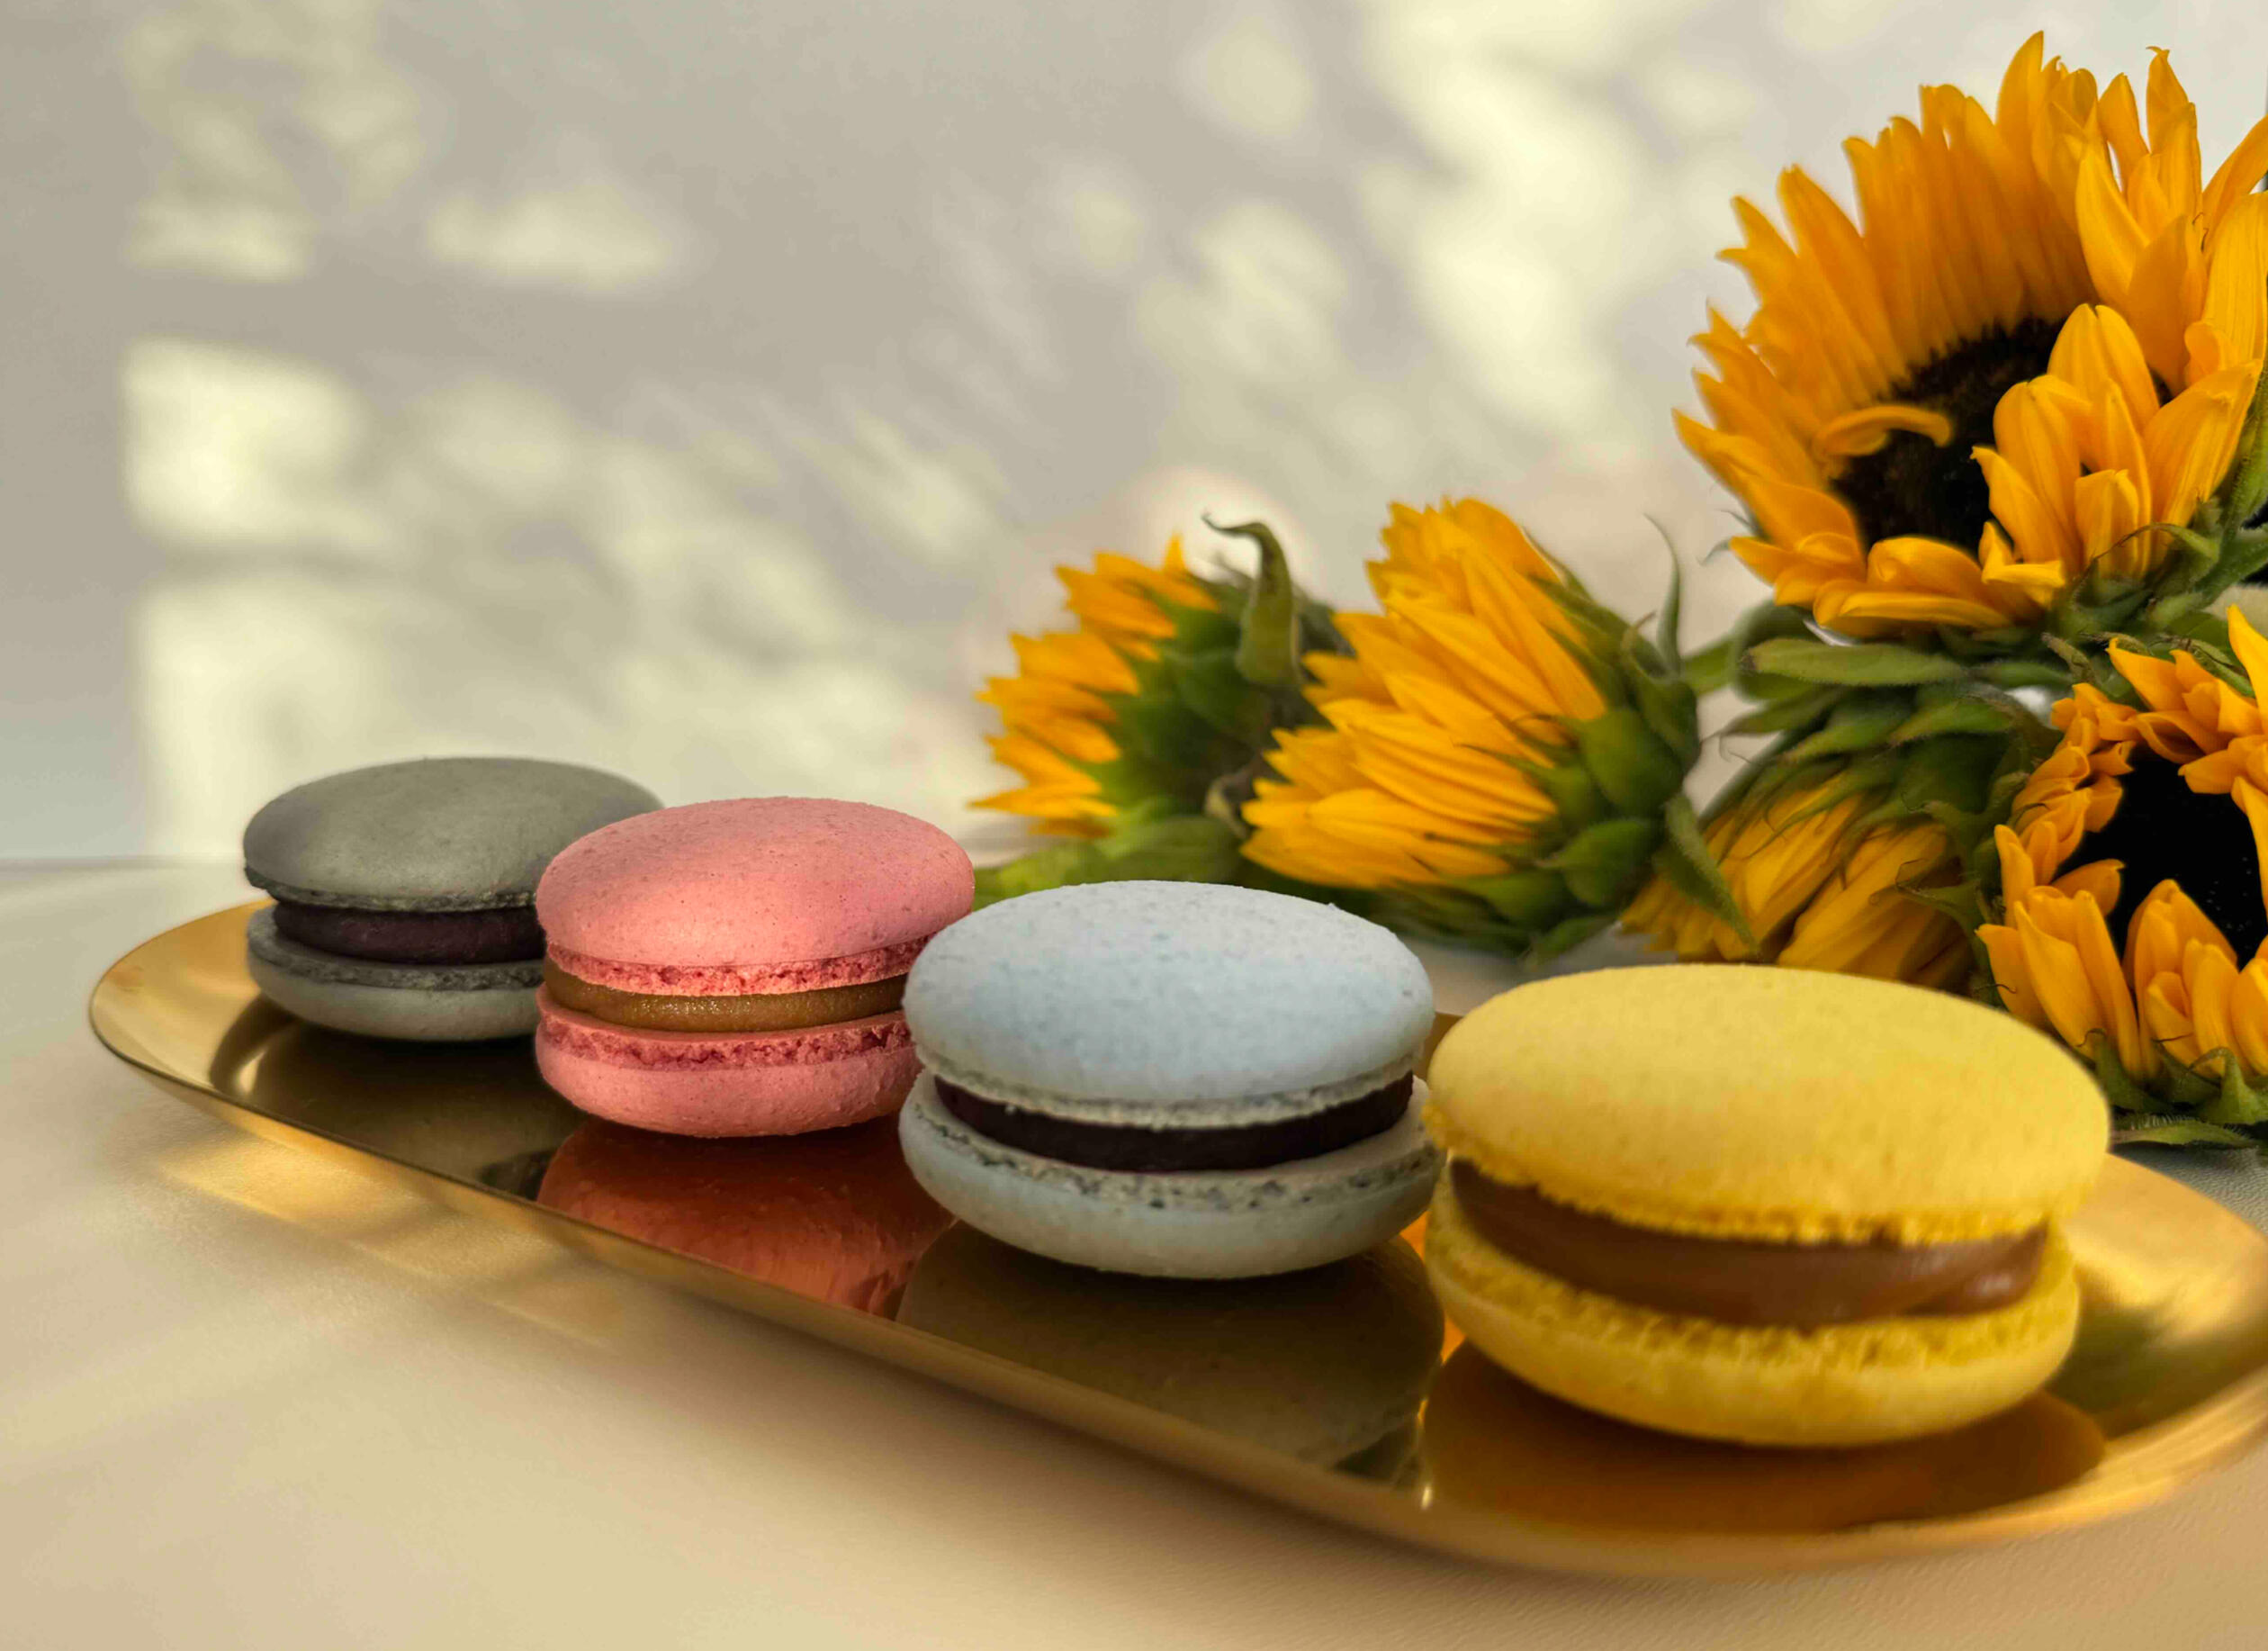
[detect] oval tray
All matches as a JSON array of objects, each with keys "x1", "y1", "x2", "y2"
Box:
[{"x1": 88, "y1": 904, "x2": 2268, "y2": 1575}]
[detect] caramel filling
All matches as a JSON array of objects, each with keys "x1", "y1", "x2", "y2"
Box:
[
  {"x1": 543, "y1": 961, "x2": 906, "y2": 1033},
  {"x1": 1451, "y1": 1162, "x2": 2045, "y2": 1327},
  {"x1": 936, "y1": 1075, "x2": 1413, "y2": 1174}
]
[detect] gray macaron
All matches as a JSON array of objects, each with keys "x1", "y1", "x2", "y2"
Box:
[{"x1": 243, "y1": 757, "x2": 659, "y2": 1041}]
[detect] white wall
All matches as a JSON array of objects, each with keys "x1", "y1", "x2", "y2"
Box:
[{"x1": 6, "y1": 0, "x2": 2264, "y2": 859}]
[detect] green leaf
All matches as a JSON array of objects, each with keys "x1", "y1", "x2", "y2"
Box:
[
  {"x1": 1648, "y1": 792, "x2": 1751, "y2": 946},
  {"x1": 1572, "y1": 705, "x2": 1688, "y2": 815},
  {"x1": 1747, "y1": 638, "x2": 1970, "y2": 686}
]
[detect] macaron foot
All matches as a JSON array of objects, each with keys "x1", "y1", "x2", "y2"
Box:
[
  {"x1": 896, "y1": 1076, "x2": 1439, "y2": 1278},
  {"x1": 535, "y1": 1020, "x2": 922, "y2": 1137}
]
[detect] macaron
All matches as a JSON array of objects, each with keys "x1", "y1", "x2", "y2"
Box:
[
  {"x1": 896, "y1": 881, "x2": 1440, "y2": 1278},
  {"x1": 242, "y1": 757, "x2": 660, "y2": 1042},
  {"x1": 536, "y1": 1118, "x2": 951, "y2": 1314},
  {"x1": 1424, "y1": 965, "x2": 2107, "y2": 1447},
  {"x1": 533, "y1": 798, "x2": 974, "y2": 1137},
  {"x1": 897, "y1": 1226, "x2": 1443, "y2": 1475}
]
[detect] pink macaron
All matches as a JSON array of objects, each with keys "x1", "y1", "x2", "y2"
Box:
[{"x1": 532, "y1": 798, "x2": 974, "y2": 1136}]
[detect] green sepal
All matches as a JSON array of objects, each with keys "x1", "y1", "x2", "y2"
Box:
[
  {"x1": 1534, "y1": 910, "x2": 1617, "y2": 959},
  {"x1": 1515, "y1": 751, "x2": 1608, "y2": 835},
  {"x1": 1746, "y1": 637, "x2": 1972, "y2": 686},
  {"x1": 1647, "y1": 792, "x2": 1751, "y2": 946},
  {"x1": 1652, "y1": 527, "x2": 1687, "y2": 672},
  {"x1": 1888, "y1": 690, "x2": 2023, "y2": 744},
  {"x1": 1724, "y1": 684, "x2": 1846, "y2": 737},
  {"x1": 973, "y1": 812, "x2": 1246, "y2": 908},
  {"x1": 1461, "y1": 870, "x2": 1572, "y2": 928},
  {"x1": 1537, "y1": 816, "x2": 1661, "y2": 907},
  {"x1": 1203, "y1": 519, "x2": 1301, "y2": 690},
  {"x1": 2111, "y1": 1116, "x2": 2261, "y2": 1149},
  {"x1": 1166, "y1": 645, "x2": 1273, "y2": 745},
  {"x1": 1781, "y1": 692, "x2": 1908, "y2": 761},
  {"x1": 1571, "y1": 705, "x2": 1686, "y2": 816},
  {"x1": 2195, "y1": 1054, "x2": 2268, "y2": 1129},
  {"x1": 1628, "y1": 668, "x2": 1701, "y2": 766}
]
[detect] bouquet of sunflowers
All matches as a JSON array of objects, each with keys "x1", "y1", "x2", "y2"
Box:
[{"x1": 973, "y1": 37, "x2": 2268, "y2": 1150}]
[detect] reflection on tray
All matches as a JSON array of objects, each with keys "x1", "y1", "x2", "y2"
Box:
[
  {"x1": 897, "y1": 1224, "x2": 1444, "y2": 1481},
  {"x1": 1420, "y1": 1343, "x2": 2106, "y2": 1533},
  {"x1": 533, "y1": 1118, "x2": 953, "y2": 1316},
  {"x1": 211, "y1": 1000, "x2": 582, "y2": 1180}
]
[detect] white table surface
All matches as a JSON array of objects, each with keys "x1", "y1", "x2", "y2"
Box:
[{"x1": 13, "y1": 862, "x2": 2268, "y2": 1650}]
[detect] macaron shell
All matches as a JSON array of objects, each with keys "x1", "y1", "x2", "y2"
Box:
[
  {"x1": 536, "y1": 798, "x2": 973, "y2": 980},
  {"x1": 536, "y1": 996, "x2": 920, "y2": 1136},
  {"x1": 243, "y1": 757, "x2": 660, "y2": 909},
  {"x1": 1424, "y1": 1177, "x2": 2082, "y2": 1447},
  {"x1": 1428, "y1": 965, "x2": 2109, "y2": 1245},
  {"x1": 896, "y1": 1075, "x2": 1439, "y2": 1278},
  {"x1": 904, "y1": 881, "x2": 1434, "y2": 1114},
  {"x1": 246, "y1": 946, "x2": 539, "y2": 1042}
]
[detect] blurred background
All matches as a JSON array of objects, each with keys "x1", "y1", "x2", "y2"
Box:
[{"x1": 6, "y1": 0, "x2": 2266, "y2": 862}]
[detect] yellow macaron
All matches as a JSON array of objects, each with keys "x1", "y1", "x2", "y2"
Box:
[{"x1": 1423, "y1": 965, "x2": 2107, "y2": 1446}]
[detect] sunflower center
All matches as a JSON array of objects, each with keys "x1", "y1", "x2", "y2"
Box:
[
  {"x1": 1834, "y1": 320, "x2": 2062, "y2": 551},
  {"x1": 2065, "y1": 759, "x2": 2268, "y2": 959}
]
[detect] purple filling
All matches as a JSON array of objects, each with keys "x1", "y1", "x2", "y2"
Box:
[{"x1": 272, "y1": 900, "x2": 545, "y2": 965}]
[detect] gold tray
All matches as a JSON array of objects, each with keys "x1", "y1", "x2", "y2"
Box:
[{"x1": 88, "y1": 905, "x2": 2268, "y2": 1576}]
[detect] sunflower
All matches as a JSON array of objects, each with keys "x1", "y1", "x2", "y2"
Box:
[
  {"x1": 976, "y1": 539, "x2": 1224, "y2": 837},
  {"x1": 1977, "y1": 609, "x2": 2268, "y2": 1136},
  {"x1": 1623, "y1": 769, "x2": 1973, "y2": 987},
  {"x1": 973, "y1": 527, "x2": 1346, "y2": 904},
  {"x1": 1239, "y1": 499, "x2": 1714, "y2": 956},
  {"x1": 1681, "y1": 36, "x2": 2268, "y2": 642}
]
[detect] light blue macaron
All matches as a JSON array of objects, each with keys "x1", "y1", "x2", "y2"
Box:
[{"x1": 898, "y1": 881, "x2": 1442, "y2": 1277}]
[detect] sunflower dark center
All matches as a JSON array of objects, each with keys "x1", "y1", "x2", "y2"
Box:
[
  {"x1": 1833, "y1": 319, "x2": 2062, "y2": 549},
  {"x1": 2063, "y1": 759, "x2": 2268, "y2": 960}
]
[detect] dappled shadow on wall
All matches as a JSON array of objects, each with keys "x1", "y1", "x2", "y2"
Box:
[{"x1": 122, "y1": 0, "x2": 2128, "y2": 857}]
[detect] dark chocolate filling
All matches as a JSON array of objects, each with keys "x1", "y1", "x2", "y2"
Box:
[
  {"x1": 273, "y1": 900, "x2": 545, "y2": 965},
  {"x1": 1452, "y1": 1162, "x2": 2046, "y2": 1328},
  {"x1": 936, "y1": 1074, "x2": 1413, "y2": 1173}
]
